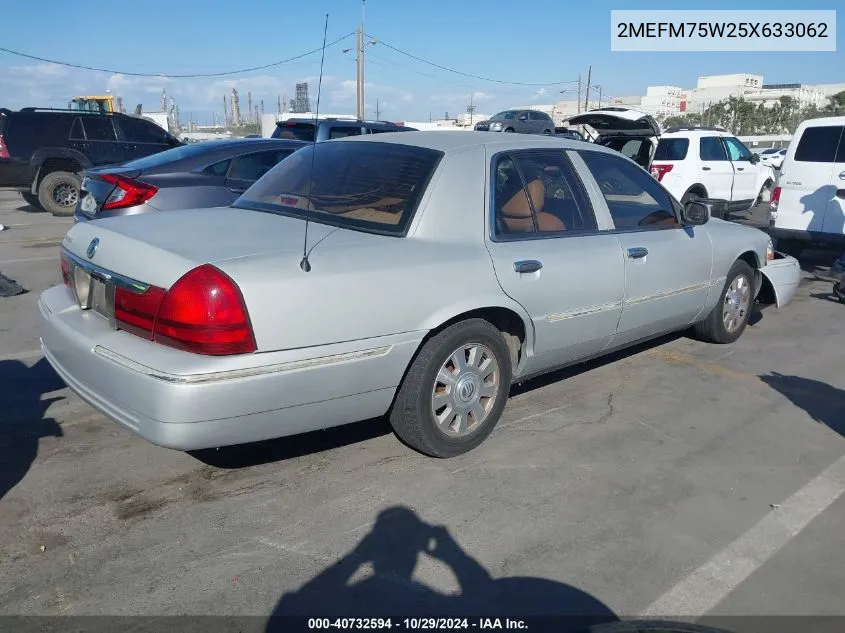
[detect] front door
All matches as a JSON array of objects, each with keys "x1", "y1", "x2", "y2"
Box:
[
  {"x1": 485, "y1": 149, "x2": 625, "y2": 375},
  {"x1": 577, "y1": 149, "x2": 713, "y2": 346},
  {"x1": 723, "y1": 135, "x2": 758, "y2": 204},
  {"x1": 698, "y1": 135, "x2": 734, "y2": 200}
]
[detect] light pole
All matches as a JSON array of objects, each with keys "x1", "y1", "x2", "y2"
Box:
[{"x1": 343, "y1": 34, "x2": 377, "y2": 119}]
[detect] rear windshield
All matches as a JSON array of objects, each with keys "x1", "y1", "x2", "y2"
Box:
[
  {"x1": 120, "y1": 143, "x2": 218, "y2": 170},
  {"x1": 654, "y1": 138, "x2": 690, "y2": 161},
  {"x1": 272, "y1": 122, "x2": 316, "y2": 141},
  {"x1": 234, "y1": 141, "x2": 443, "y2": 235}
]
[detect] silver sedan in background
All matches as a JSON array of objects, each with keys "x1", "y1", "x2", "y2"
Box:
[
  {"x1": 73, "y1": 138, "x2": 308, "y2": 222},
  {"x1": 41, "y1": 132, "x2": 800, "y2": 459}
]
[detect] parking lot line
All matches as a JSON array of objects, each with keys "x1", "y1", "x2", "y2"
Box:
[
  {"x1": 0, "y1": 255, "x2": 58, "y2": 265},
  {"x1": 642, "y1": 452, "x2": 845, "y2": 617}
]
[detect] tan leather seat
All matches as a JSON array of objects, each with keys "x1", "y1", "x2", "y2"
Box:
[{"x1": 499, "y1": 178, "x2": 566, "y2": 233}]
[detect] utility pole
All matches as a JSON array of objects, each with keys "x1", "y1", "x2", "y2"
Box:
[
  {"x1": 597, "y1": 85, "x2": 603, "y2": 108},
  {"x1": 467, "y1": 92, "x2": 477, "y2": 128},
  {"x1": 577, "y1": 75, "x2": 582, "y2": 114},
  {"x1": 584, "y1": 66, "x2": 592, "y2": 112},
  {"x1": 356, "y1": 0, "x2": 366, "y2": 120},
  {"x1": 375, "y1": 99, "x2": 380, "y2": 120}
]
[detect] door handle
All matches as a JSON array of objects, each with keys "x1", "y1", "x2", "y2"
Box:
[
  {"x1": 513, "y1": 260, "x2": 543, "y2": 273},
  {"x1": 839, "y1": 171, "x2": 845, "y2": 180},
  {"x1": 627, "y1": 247, "x2": 648, "y2": 259},
  {"x1": 702, "y1": 166, "x2": 711, "y2": 171},
  {"x1": 229, "y1": 188, "x2": 246, "y2": 194},
  {"x1": 736, "y1": 167, "x2": 745, "y2": 171}
]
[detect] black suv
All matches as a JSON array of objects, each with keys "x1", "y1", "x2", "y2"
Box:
[
  {"x1": 0, "y1": 107, "x2": 181, "y2": 216},
  {"x1": 271, "y1": 118, "x2": 417, "y2": 142}
]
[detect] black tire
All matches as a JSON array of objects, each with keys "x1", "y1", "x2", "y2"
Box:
[
  {"x1": 542, "y1": 129, "x2": 552, "y2": 135},
  {"x1": 20, "y1": 192, "x2": 41, "y2": 210},
  {"x1": 503, "y1": 128, "x2": 515, "y2": 133},
  {"x1": 389, "y1": 318, "x2": 513, "y2": 458},
  {"x1": 693, "y1": 260, "x2": 755, "y2": 344},
  {"x1": 37, "y1": 171, "x2": 81, "y2": 217}
]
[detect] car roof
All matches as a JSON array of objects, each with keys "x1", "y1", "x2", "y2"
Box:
[
  {"x1": 797, "y1": 115, "x2": 845, "y2": 129},
  {"x1": 334, "y1": 130, "x2": 621, "y2": 156},
  {"x1": 184, "y1": 138, "x2": 308, "y2": 150}
]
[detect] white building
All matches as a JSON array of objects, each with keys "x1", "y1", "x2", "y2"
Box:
[
  {"x1": 807, "y1": 82, "x2": 845, "y2": 98},
  {"x1": 748, "y1": 84, "x2": 827, "y2": 109},
  {"x1": 640, "y1": 86, "x2": 684, "y2": 117},
  {"x1": 685, "y1": 74, "x2": 763, "y2": 113}
]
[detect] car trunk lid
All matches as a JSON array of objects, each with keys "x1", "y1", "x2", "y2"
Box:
[
  {"x1": 567, "y1": 107, "x2": 661, "y2": 139},
  {"x1": 78, "y1": 167, "x2": 145, "y2": 217}
]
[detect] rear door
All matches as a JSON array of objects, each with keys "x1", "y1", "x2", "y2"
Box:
[
  {"x1": 485, "y1": 148, "x2": 625, "y2": 374},
  {"x1": 72, "y1": 117, "x2": 126, "y2": 166},
  {"x1": 778, "y1": 123, "x2": 845, "y2": 234},
  {"x1": 224, "y1": 148, "x2": 298, "y2": 198},
  {"x1": 117, "y1": 117, "x2": 178, "y2": 162},
  {"x1": 697, "y1": 136, "x2": 734, "y2": 200},
  {"x1": 822, "y1": 129, "x2": 845, "y2": 236}
]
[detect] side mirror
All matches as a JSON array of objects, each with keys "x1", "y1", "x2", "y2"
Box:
[
  {"x1": 682, "y1": 197, "x2": 728, "y2": 225},
  {"x1": 749, "y1": 153, "x2": 760, "y2": 164}
]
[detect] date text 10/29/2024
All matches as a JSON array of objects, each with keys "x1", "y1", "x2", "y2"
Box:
[{"x1": 307, "y1": 618, "x2": 528, "y2": 630}]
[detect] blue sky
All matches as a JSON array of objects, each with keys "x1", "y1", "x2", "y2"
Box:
[{"x1": 1, "y1": 0, "x2": 842, "y2": 123}]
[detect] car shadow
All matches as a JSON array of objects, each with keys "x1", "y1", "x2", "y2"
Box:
[
  {"x1": 266, "y1": 505, "x2": 619, "y2": 628},
  {"x1": 759, "y1": 372, "x2": 845, "y2": 439},
  {"x1": 0, "y1": 358, "x2": 65, "y2": 500},
  {"x1": 189, "y1": 418, "x2": 391, "y2": 469}
]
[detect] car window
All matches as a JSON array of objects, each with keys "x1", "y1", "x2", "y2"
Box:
[
  {"x1": 69, "y1": 118, "x2": 85, "y2": 141},
  {"x1": 234, "y1": 141, "x2": 442, "y2": 235},
  {"x1": 493, "y1": 150, "x2": 597, "y2": 237},
  {"x1": 793, "y1": 126, "x2": 844, "y2": 163},
  {"x1": 653, "y1": 138, "x2": 689, "y2": 161},
  {"x1": 272, "y1": 122, "x2": 316, "y2": 141},
  {"x1": 578, "y1": 150, "x2": 679, "y2": 230},
  {"x1": 700, "y1": 136, "x2": 728, "y2": 161},
  {"x1": 228, "y1": 149, "x2": 296, "y2": 181},
  {"x1": 723, "y1": 136, "x2": 752, "y2": 161},
  {"x1": 81, "y1": 117, "x2": 117, "y2": 141},
  {"x1": 329, "y1": 127, "x2": 363, "y2": 139},
  {"x1": 203, "y1": 158, "x2": 231, "y2": 176},
  {"x1": 528, "y1": 111, "x2": 548, "y2": 121},
  {"x1": 517, "y1": 111, "x2": 529, "y2": 120},
  {"x1": 119, "y1": 117, "x2": 172, "y2": 144}
]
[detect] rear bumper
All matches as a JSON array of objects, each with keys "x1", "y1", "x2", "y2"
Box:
[
  {"x1": 38, "y1": 284, "x2": 423, "y2": 451},
  {"x1": 760, "y1": 253, "x2": 801, "y2": 308}
]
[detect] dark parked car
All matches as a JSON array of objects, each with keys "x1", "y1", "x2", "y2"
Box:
[
  {"x1": 0, "y1": 107, "x2": 182, "y2": 216},
  {"x1": 473, "y1": 109, "x2": 555, "y2": 135},
  {"x1": 74, "y1": 138, "x2": 307, "y2": 222},
  {"x1": 271, "y1": 118, "x2": 417, "y2": 141}
]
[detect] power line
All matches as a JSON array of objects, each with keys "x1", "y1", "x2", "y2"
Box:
[
  {"x1": 0, "y1": 33, "x2": 355, "y2": 78},
  {"x1": 366, "y1": 33, "x2": 581, "y2": 87}
]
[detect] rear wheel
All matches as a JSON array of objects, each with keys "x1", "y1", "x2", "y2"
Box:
[
  {"x1": 38, "y1": 171, "x2": 81, "y2": 217},
  {"x1": 20, "y1": 192, "x2": 41, "y2": 210},
  {"x1": 389, "y1": 319, "x2": 512, "y2": 458},
  {"x1": 503, "y1": 128, "x2": 515, "y2": 133},
  {"x1": 542, "y1": 129, "x2": 552, "y2": 135},
  {"x1": 693, "y1": 260, "x2": 755, "y2": 344}
]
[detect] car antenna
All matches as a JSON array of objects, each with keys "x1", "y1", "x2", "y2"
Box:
[{"x1": 300, "y1": 13, "x2": 329, "y2": 273}]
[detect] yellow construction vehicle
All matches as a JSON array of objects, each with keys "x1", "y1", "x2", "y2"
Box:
[{"x1": 68, "y1": 95, "x2": 118, "y2": 113}]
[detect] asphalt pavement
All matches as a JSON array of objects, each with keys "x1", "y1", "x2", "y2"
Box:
[{"x1": 1, "y1": 191, "x2": 844, "y2": 624}]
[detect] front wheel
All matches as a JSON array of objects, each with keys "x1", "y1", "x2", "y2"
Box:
[
  {"x1": 542, "y1": 129, "x2": 552, "y2": 135},
  {"x1": 693, "y1": 260, "x2": 755, "y2": 344},
  {"x1": 503, "y1": 128, "x2": 515, "y2": 133},
  {"x1": 389, "y1": 319, "x2": 512, "y2": 457}
]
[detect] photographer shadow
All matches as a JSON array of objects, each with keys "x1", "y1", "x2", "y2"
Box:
[{"x1": 267, "y1": 506, "x2": 617, "y2": 630}]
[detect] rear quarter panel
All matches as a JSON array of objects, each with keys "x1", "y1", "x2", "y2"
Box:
[{"x1": 705, "y1": 218, "x2": 769, "y2": 279}]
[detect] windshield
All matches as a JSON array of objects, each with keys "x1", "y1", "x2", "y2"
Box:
[
  {"x1": 119, "y1": 143, "x2": 218, "y2": 170},
  {"x1": 272, "y1": 122, "x2": 316, "y2": 141},
  {"x1": 491, "y1": 111, "x2": 516, "y2": 121},
  {"x1": 234, "y1": 141, "x2": 444, "y2": 235}
]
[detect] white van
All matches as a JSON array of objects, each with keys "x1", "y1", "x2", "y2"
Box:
[{"x1": 770, "y1": 117, "x2": 845, "y2": 256}]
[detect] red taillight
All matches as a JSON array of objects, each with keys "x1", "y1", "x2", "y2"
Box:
[
  {"x1": 100, "y1": 174, "x2": 158, "y2": 210},
  {"x1": 113, "y1": 265, "x2": 255, "y2": 355},
  {"x1": 650, "y1": 164, "x2": 673, "y2": 182},
  {"x1": 0, "y1": 134, "x2": 9, "y2": 159},
  {"x1": 152, "y1": 265, "x2": 256, "y2": 356},
  {"x1": 770, "y1": 186, "x2": 781, "y2": 210},
  {"x1": 115, "y1": 285, "x2": 167, "y2": 340},
  {"x1": 60, "y1": 253, "x2": 71, "y2": 286}
]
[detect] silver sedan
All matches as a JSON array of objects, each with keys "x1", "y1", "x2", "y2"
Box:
[{"x1": 39, "y1": 132, "x2": 801, "y2": 458}]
